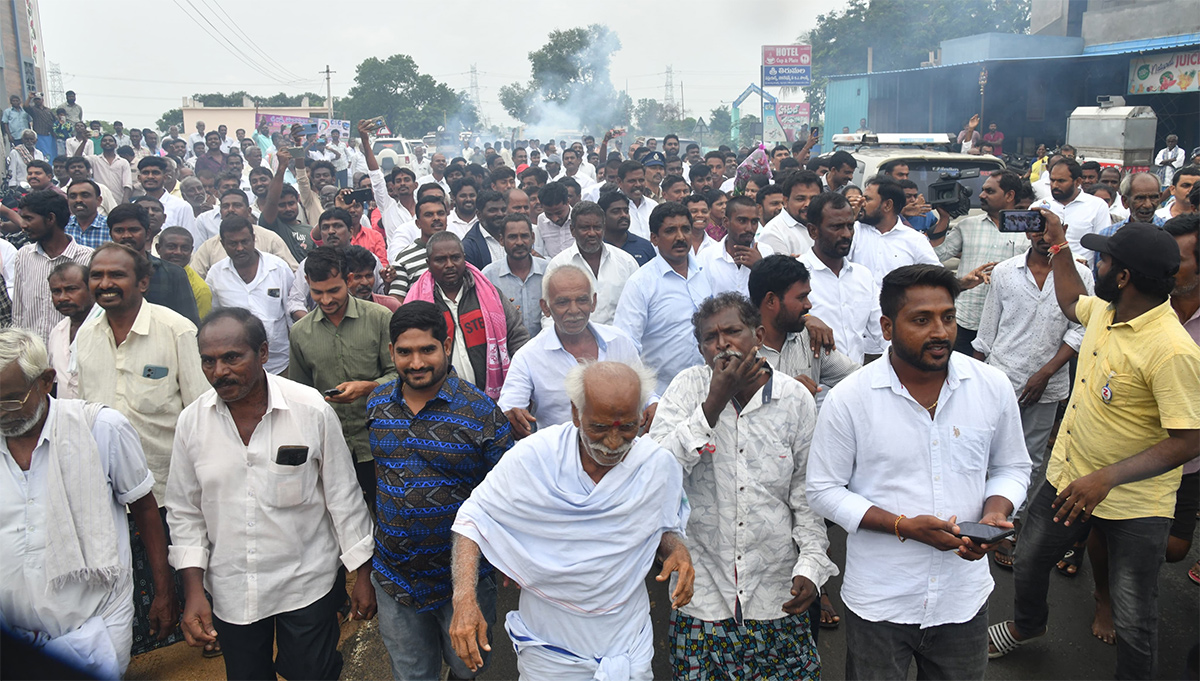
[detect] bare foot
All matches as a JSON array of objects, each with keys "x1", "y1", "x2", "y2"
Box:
[
  {"x1": 820, "y1": 592, "x2": 840, "y2": 629},
  {"x1": 1091, "y1": 593, "x2": 1116, "y2": 645}
]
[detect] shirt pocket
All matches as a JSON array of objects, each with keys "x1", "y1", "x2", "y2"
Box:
[
  {"x1": 263, "y1": 458, "x2": 317, "y2": 508},
  {"x1": 943, "y1": 425, "x2": 991, "y2": 475},
  {"x1": 128, "y1": 371, "x2": 176, "y2": 415}
]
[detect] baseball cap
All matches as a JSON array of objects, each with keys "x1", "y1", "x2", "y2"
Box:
[
  {"x1": 546, "y1": 154, "x2": 562, "y2": 164},
  {"x1": 642, "y1": 151, "x2": 666, "y2": 167},
  {"x1": 1080, "y1": 223, "x2": 1180, "y2": 278}
]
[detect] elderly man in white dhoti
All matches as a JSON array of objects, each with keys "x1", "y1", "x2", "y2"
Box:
[{"x1": 449, "y1": 360, "x2": 694, "y2": 681}]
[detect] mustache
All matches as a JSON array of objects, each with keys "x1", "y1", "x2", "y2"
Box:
[
  {"x1": 922, "y1": 341, "x2": 950, "y2": 353},
  {"x1": 715, "y1": 349, "x2": 744, "y2": 361},
  {"x1": 212, "y1": 378, "x2": 239, "y2": 389}
]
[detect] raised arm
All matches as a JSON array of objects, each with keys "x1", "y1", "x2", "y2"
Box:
[
  {"x1": 260, "y1": 147, "x2": 290, "y2": 225},
  {"x1": 1037, "y1": 207, "x2": 1086, "y2": 323}
]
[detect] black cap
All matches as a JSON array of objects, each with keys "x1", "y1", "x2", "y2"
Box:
[
  {"x1": 1080, "y1": 223, "x2": 1180, "y2": 278},
  {"x1": 641, "y1": 150, "x2": 666, "y2": 167}
]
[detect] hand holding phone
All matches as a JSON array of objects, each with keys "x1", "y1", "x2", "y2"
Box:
[
  {"x1": 954, "y1": 521, "x2": 1015, "y2": 545},
  {"x1": 998, "y1": 209, "x2": 1047, "y2": 233},
  {"x1": 323, "y1": 387, "x2": 344, "y2": 397}
]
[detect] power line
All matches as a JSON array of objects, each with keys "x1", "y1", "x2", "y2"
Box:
[
  {"x1": 172, "y1": 0, "x2": 305, "y2": 85},
  {"x1": 197, "y1": 0, "x2": 306, "y2": 82},
  {"x1": 63, "y1": 72, "x2": 321, "y2": 87}
]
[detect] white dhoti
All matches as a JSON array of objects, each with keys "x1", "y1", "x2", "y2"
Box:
[{"x1": 453, "y1": 423, "x2": 688, "y2": 681}]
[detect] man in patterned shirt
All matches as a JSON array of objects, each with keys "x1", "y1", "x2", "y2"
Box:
[
  {"x1": 366, "y1": 301, "x2": 512, "y2": 680},
  {"x1": 650, "y1": 291, "x2": 836, "y2": 680}
]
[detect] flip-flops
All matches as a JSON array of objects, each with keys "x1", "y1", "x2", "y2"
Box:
[
  {"x1": 987, "y1": 621, "x2": 1025, "y2": 660},
  {"x1": 1188, "y1": 561, "x2": 1200, "y2": 586},
  {"x1": 992, "y1": 538, "x2": 1015, "y2": 570},
  {"x1": 1056, "y1": 545, "x2": 1085, "y2": 578}
]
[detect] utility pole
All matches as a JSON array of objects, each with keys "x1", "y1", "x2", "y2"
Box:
[
  {"x1": 470, "y1": 64, "x2": 486, "y2": 127},
  {"x1": 321, "y1": 65, "x2": 335, "y2": 120},
  {"x1": 664, "y1": 66, "x2": 675, "y2": 120}
]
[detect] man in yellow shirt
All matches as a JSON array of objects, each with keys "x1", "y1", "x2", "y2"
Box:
[
  {"x1": 988, "y1": 215, "x2": 1200, "y2": 679},
  {"x1": 157, "y1": 226, "x2": 212, "y2": 319}
]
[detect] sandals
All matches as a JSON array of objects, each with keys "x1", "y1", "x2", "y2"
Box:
[
  {"x1": 987, "y1": 621, "x2": 1025, "y2": 660},
  {"x1": 1189, "y1": 561, "x2": 1200, "y2": 586},
  {"x1": 819, "y1": 593, "x2": 841, "y2": 630},
  {"x1": 992, "y1": 538, "x2": 1015, "y2": 570},
  {"x1": 1056, "y1": 544, "x2": 1085, "y2": 578}
]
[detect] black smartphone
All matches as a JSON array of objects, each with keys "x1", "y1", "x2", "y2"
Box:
[
  {"x1": 276, "y1": 446, "x2": 309, "y2": 466},
  {"x1": 998, "y1": 209, "x2": 1046, "y2": 233},
  {"x1": 347, "y1": 187, "x2": 373, "y2": 205},
  {"x1": 955, "y1": 521, "x2": 1015, "y2": 544},
  {"x1": 323, "y1": 387, "x2": 344, "y2": 397},
  {"x1": 810, "y1": 126, "x2": 820, "y2": 138},
  {"x1": 287, "y1": 146, "x2": 305, "y2": 157}
]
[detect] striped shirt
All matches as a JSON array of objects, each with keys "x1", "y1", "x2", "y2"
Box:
[
  {"x1": 933, "y1": 214, "x2": 1028, "y2": 330},
  {"x1": 12, "y1": 238, "x2": 94, "y2": 344},
  {"x1": 366, "y1": 371, "x2": 512, "y2": 611},
  {"x1": 389, "y1": 239, "x2": 429, "y2": 301},
  {"x1": 64, "y1": 213, "x2": 110, "y2": 249}
]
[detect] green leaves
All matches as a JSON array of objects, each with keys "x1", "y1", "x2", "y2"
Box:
[{"x1": 339, "y1": 55, "x2": 474, "y2": 138}]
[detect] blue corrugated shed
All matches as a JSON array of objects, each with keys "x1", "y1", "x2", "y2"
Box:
[{"x1": 824, "y1": 77, "x2": 869, "y2": 149}]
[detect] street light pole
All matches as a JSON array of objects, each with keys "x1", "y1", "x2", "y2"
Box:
[{"x1": 979, "y1": 67, "x2": 988, "y2": 126}]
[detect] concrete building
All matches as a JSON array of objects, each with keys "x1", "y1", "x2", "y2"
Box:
[
  {"x1": 823, "y1": 0, "x2": 1198, "y2": 158},
  {"x1": 179, "y1": 95, "x2": 334, "y2": 141}
]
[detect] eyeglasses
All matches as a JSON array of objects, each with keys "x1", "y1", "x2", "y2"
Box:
[{"x1": 0, "y1": 382, "x2": 38, "y2": 412}]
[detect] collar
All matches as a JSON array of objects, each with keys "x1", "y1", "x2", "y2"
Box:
[
  {"x1": 1108, "y1": 299, "x2": 1177, "y2": 332},
  {"x1": 649, "y1": 253, "x2": 698, "y2": 279},
  {"x1": 211, "y1": 372, "x2": 290, "y2": 418},
  {"x1": 546, "y1": 322, "x2": 613, "y2": 353},
  {"x1": 391, "y1": 369, "x2": 460, "y2": 408},
  {"x1": 497, "y1": 255, "x2": 546, "y2": 277},
  {"x1": 872, "y1": 349, "x2": 968, "y2": 396},
  {"x1": 313, "y1": 294, "x2": 364, "y2": 324}
]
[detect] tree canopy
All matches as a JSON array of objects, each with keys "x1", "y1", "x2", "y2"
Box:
[
  {"x1": 803, "y1": 0, "x2": 1030, "y2": 117},
  {"x1": 500, "y1": 24, "x2": 629, "y2": 134},
  {"x1": 339, "y1": 55, "x2": 475, "y2": 138}
]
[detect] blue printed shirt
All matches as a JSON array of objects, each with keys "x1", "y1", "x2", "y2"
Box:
[{"x1": 366, "y1": 369, "x2": 512, "y2": 611}]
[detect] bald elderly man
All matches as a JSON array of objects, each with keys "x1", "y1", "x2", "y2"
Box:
[{"x1": 450, "y1": 361, "x2": 694, "y2": 680}]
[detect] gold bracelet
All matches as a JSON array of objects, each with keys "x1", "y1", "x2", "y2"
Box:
[{"x1": 894, "y1": 514, "x2": 907, "y2": 542}]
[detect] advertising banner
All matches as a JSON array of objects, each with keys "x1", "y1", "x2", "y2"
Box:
[
  {"x1": 763, "y1": 101, "x2": 810, "y2": 144},
  {"x1": 1127, "y1": 50, "x2": 1199, "y2": 94},
  {"x1": 254, "y1": 114, "x2": 352, "y2": 139}
]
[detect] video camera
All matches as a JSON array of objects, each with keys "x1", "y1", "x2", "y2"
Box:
[{"x1": 927, "y1": 167, "x2": 979, "y2": 219}]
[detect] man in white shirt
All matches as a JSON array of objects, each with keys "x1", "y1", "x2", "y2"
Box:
[
  {"x1": 1044, "y1": 158, "x2": 1111, "y2": 262},
  {"x1": 546, "y1": 201, "x2": 639, "y2": 324},
  {"x1": 90, "y1": 134, "x2": 133, "y2": 203},
  {"x1": 534, "y1": 182, "x2": 574, "y2": 258},
  {"x1": 137, "y1": 156, "x2": 197, "y2": 245},
  {"x1": 850, "y1": 177, "x2": 941, "y2": 286},
  {"x1": 1155, "y1": 166, "x2": 1198, "y2": 222},
  {"x1": 415, "y1": 152, "x2": 450, "y2": 193},
  {"x1": 46, "y1": 261, "x2": 97, "y2": 399},
  {"x1": 758, "y1": 171, "x2": 821, "y2": 257},
  {"x1": 799, "y1": 192, "x2": 885, "y2": 364},
  {"x1": 559, "y1": 147, "x2": 594, "y2": 190},
  {"x1": 699, "y1": 195, "x2": 774, "y2": 296},
  {"x1": 807, "y1": 264, "x2": 1030, "y2": 680},
  {"x1": 619, "y1": 160, "x2": 657, "y2": 239},
  {"x1": 0, "y1": 328, "x2": 176, "y2": 679},
  {"x1": 411, "y1": 144, "x2": 431, "y2": 179},
  {"x1": 327, "y1": 129, "x2": 350, "y2": 187},
  {"x1": 205, "y1": 216, "x2": 294, "y2": 374},
  {"x1": 6, "y1": 129, "x2": 45, "y2": 187},
  {"x1": 187, "y1": 121, "x2": 206, "y2": 158},
  {"x1": 972, "y1": 227, "x2": 1091, "y2": 564},
  {"x1": 615, "y1": 202, "x2": 713, "y2": 394},
  {"x1": 167, "y1": 308, "x2": 375, "y2": 681},
  {"x1": 447, "y1": 177, "x2": 479, "y2": 238},
  {"x1": 651, "y1": 292, "x2": 836, "y2": 678},
  {"x1": 451, "y1": 361, "x2": 692, "y2": 680},
  {"x1": 1154, "y1": 134, "x2": 1184, "y2": 188},
  {"x1": 499, "y1": 264, "x2": 644, "y2": 437}
]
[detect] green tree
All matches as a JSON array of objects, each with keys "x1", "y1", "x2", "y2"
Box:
[
  {"x1": 738, "y1": 114, "x2": 762, "y2": 150},
  {"x1": 157, "y1": 108, "x2": 183, "y2": 131},
  {"x1": 802, "y1": 0, "x2": 1030, "y2": 117},
  {"x1": 338, "y1": 55, "x2": 473, "y2": 138},
  {"x1": 501, "y1": 24, "x2": 626, "y2": 133},
  {"x1": 709, "y1": 106, "x2": 732, "y2": 144}
]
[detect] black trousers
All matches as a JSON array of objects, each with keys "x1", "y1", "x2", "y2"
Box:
[
  {"x1": 953, "y1": 324, "x2": 978, "y2": 356},
  {"x1": 212, "y1": 583, "x2": 343, "y2": 681}
]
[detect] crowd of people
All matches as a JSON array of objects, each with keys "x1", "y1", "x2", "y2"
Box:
[{"x1": 1, "y1": 91, "x2": 1198, "y2": 681}]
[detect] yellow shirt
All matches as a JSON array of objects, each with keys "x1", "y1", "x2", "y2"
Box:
[
  {"x1": 184, "y1": 265, "x2": 212, "y2": 319},
  {"x1": 1047, "y1": 296, "x2": 1200, "y2": 520}
]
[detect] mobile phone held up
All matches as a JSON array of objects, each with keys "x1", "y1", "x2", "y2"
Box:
[
  {"x1": 998, "y1": 209, "x2": 1046, "y2": 233},
  {"x1": 955, "y1": 521, "x2": 1015, "y2": 545},
  {"x1": 367, "y1": 116, "x2": 387, "y2": 132},
  {"x1": 346, "y1": 188, "x2": 374, "y2": 205}
]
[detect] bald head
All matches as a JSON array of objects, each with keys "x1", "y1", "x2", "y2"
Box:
[{"x1": 565, "y1": 361, "x2": 656, "y2": 415}]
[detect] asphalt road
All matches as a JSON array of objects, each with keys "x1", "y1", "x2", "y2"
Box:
[{"x1": 331, "y1": 522, "x2": 1199, "y2": 680}]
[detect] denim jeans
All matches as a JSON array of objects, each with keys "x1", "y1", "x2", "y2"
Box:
[
  {"x1": 373, "y1": 573, "x2": 498, "y2": 681},
  {"x1": 1013, "y1": 481, "x2": 1171, "y2": 679},
  {"x1": 844, "y1": 605, "x2": 988, "y2": 680}
]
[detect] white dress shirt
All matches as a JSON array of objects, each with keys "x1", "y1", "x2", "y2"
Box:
[
  {"x1": 628, "y1": 196, "x2": 658, "y2": 240},
  {"x1": 848, "y1": 220, "x2": 941, "y2": 286},
  {"x1": 6, "y1": 147, "x2": 45, "y2": 186},
  {"x1": 972, "y1": 253, "x2": 1092, "y2": 403},
  {"x1": 799, "y1": 251, "x2": 884, "y2": 363},
  {"x1": 447, "y1": 210, "x2": 477, "y2": 239},
  {"x1": 165, "y1": 374, "x2": 374, "y2": 625},
  {"x1": 614, "y1": 255, "x2": 713, "y2": 394},
  {"x1": 193, "y1": 208, "x2": 222, "y2": 244},
  {"x1": 698, "y1": 238, "x2": 775, "y2": 296},
  {"x1": 1, "y1": 400, "x2": 151, "y2": 675},
  {"x1": 415, "y1": 174, "x2": 450, "y2": 194},
  {"x1": 76, "y1": 302, "x2": 210, "y2": 503},
  {"x1": 1041, "y1": 190, "x2": 1111, "y2": 262},
  {"x1": 534, "y1": 213, "x2": 575, "y2": 259},
  {"x1": 497, "y1": 322, "x2": 641, "y2": 427},
  {"x1": 650, "y1": 365, "x2": 837, "y2": 621},
  {"x1": 89, "y1": 154, "x2": 132, "y2": 200},
  {"x1": 205, "y1": 252, "x2": 294, "y2": 374},
  {"x1": 546, "y1": 243, "x2": 640, "y2": 325},
  {"x1": 149, "y1": 191, "x2": 199, "y2": 245},
  {"x1": 806, "y1": 353, "x2": 1031, "y2": 627},
  {"x1": 368, "y1": 168, "x2": 418, "y2": 255},
  {"x1": 757, "y1": 209, "x2": 813, "y2": 257}
]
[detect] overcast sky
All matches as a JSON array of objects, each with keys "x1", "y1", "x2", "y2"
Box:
[{"x1": 39, "y1": 0, "x2": 847, "y2": 130}]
